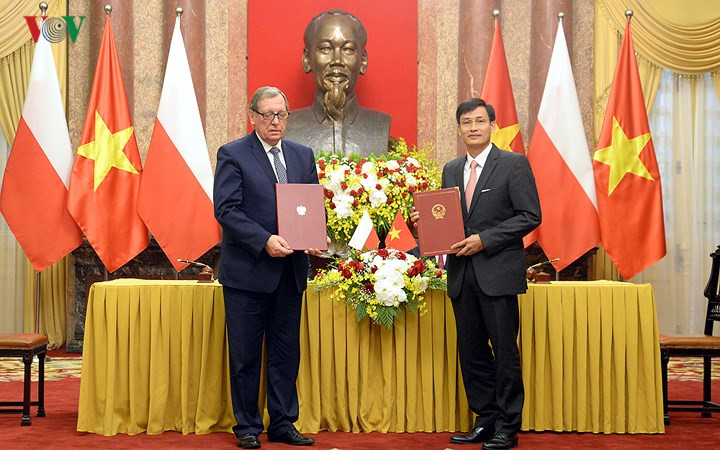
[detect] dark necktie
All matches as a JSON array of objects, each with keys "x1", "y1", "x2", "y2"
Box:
[{"x1": 269, "y1": 147, "x2": 287, "y2": 183}]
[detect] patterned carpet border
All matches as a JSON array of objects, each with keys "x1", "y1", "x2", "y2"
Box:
[
  {"x1": 0, "y1": 357, "x2": 81, "y2": 382},
  {"x1": 0, "y1": 356, "x2": 718, "y2": 382}
]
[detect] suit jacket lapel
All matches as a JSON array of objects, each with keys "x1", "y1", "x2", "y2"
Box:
[
  {"x1": 451, "y1": 158, "x2": 469, "y2": 220},
  {"x1": 283, "y1": 142, "x2": 300, "y2": 184},
  {"x1": 468, "y1": 145, "x2": 499, "y2": 215},
  {"x1": 249, "y1": 132, "x2": 280, "y2": 185}
]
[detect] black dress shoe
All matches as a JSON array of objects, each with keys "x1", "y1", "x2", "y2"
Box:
[
  {"x1": 237, "y1": 433, "x2": 261, "y2": 449},
  {"x1": 450, "y1": 425, "x2": 495, "y2": 444},
  {"x1": 482, "y1": 432, "x2": 518, "y2": 449},
  {"x1": 267, "y1": 428, "x2": 315, "y2": 446}
]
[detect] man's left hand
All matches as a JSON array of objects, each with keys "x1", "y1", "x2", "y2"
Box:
[
  {"x1": 305, "y1": 236, "x2": 332, "y2": 256},
  {"x1": 451, "y1": 234, "x2": 484, "y2": 257}
]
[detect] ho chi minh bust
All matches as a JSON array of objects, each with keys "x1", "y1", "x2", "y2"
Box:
[{"x1": 284, "y1": 10, "x2": 391, "y2": 157}]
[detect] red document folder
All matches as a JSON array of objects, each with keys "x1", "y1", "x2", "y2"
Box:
[
  {"x1": 413, "y1": 188, "x2": 465, "y2": 256},
  {"x1": 276, "y1": 183, "x2": 328, "y2": 251}
]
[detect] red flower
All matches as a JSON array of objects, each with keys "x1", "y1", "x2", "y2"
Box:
[
  {"x1": 356, "y1": 262, "x2": 365, "y2": 270},
  {"x1": 341, "y1": 182, "x2": 348, "y2": 190},
  {"x1": 344, "y1": 169, "x2": 351, "y2": 175},
  {"x1": 371, "y1": 267, "x2": 378, "y2": 274},
  {"x1": 342, "y1": 268, "x2": 352, "y2": 278},
  {"x1": 318, "y1": 173, "x2": 326, "y2": 179},
  {"x1": 349, "y1": 190, "x2": 357, "y2": 197},
  {"x1": 377, "y1": 249, "x2": 389, "y2": 258},
  {"x1": 355, "y1": 167, "x2": 362, "y2": 174},
  {"x1": 396, "y1": 252, "x2": 407, "y2": 260},
  {"x1": 326, "y1": 190, "x2": 334, "y2": 199},
  {"x1": 329, "y1": 201, "x2": 336, "y2": 209},
  {"x1": 357, "y1": 187, "x2": 364, "y2": 195},
  {"x1": 364, "y1": 283, "x2": 375, "y2": 293},
  {"x1": 352, "y1": 200, "x2": 359, "y2": 207},
  {"x1": 386, "y1": 198, "x2": 393, "y2": 204},
  {"x1": 375, "y1": 184, "x2": 382, "y2": 190},
  {"x1": 435, "y1": 269, "x2": 443, "y2": 277},
  {"x1": 402, "y1": 192, "x2": 408, "y2": 198},
  {"x1": 408, "y1": 186, "x2": 416, "y2": 192}
]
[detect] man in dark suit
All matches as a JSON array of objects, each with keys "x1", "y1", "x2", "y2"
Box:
[
  {"x1": 412, "y1": 98, "x2": 540, "y2": 449},
  {"x1": 214, "y1": 86, "x2": 322, "y2": 448}
]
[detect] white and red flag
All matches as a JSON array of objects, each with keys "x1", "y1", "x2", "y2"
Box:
[
  {"x1": 137, "y1": 16, "x2": 220, "y2": 271},
  {"x1": 0, "y1": 31, "x2": 82, "y2": 271},
  {"x1": 527, "y1": 21, "x2": 600, "y2": 272},
  {"x1": 349, "y1": 209, "x2": 380, "y2": 251}
]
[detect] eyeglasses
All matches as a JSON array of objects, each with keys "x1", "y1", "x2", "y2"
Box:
[
  {"x1": 459, "y1": 118, "x2": 488, "y2": 128},
  {"x1": 252, "y1": 110, "x2": 290, "y2": 121}
]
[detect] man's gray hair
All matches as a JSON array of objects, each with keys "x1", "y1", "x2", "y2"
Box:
[{"x1": 249, "y1": 86, "x2": 289, "y2": 111}]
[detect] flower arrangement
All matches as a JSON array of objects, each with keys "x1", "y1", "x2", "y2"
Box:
[
  {"x1": 313, "y1": 248, "x2": 446, "y2": 329},
  {"x1": 316, "y1": 139, "x2": 442, "y2": 247}
]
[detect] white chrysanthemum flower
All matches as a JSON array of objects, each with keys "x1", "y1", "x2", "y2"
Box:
[
  {"x1": 369, "y1": 189, "x2": 387, "y2": 208},
  {"x1": 385, "y1": 160, "x2": 400, "y2": 170},
  {"x1": 361, "y1": 161, "x2": 375, "y2": 174},
  {"x1": 413, "y1": 275, "x2": 429, "y2": 292},
  {"x1": 406, "y1": 157, "x2": 420, "y2": 167},
  {"x1": 405, "y1": 174, "x2": 417, "y2": 186},
  {"x1": 360, "y1": 174, "x2": 378, "y2": 191}
]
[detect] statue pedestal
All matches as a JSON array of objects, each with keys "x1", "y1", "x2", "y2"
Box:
[{"x1": 66, "y1": 239, "x2": 220, "y2": 353}]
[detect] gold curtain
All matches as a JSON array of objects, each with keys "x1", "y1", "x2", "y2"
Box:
[
  {"x1": 592, "y1": 0, "x2": 720, "y2": 281},
  {"x1": 599, "y1": 0, "x2": 720, "y2": 75},
  {"x1": 0, "y1": 0, "x2": 69, "y2": 347}
]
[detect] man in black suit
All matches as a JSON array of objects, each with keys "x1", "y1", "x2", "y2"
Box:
[
  {"x1": 412, "y1": 98, "x2": 540, "y2": 449},
  {"x1": 214, "y1": 86, "x2": 322, "y2": 448}
]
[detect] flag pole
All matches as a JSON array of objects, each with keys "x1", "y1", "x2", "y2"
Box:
[{"x1": 32, "y1": 1, "x2": 50, "y2": 335}]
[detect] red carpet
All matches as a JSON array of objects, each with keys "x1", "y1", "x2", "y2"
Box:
[{"x1": 0, "y1": 353, "x2": 719, "y2": 448}]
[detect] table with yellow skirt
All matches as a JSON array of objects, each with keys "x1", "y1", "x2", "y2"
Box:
[{"x1": 76, "y1": 279, "x2": 664, "y2": 436}]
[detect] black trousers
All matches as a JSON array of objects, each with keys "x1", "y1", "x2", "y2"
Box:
[
  {"x1": 223, "y1": 259, "x2": 303, "y2": 437},
  {"x1": 451, "y1": 262, "x2": 524, "y2": 434}
]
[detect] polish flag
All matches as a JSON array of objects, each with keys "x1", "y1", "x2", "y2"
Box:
[
  {"x1": 349, "y1": 209, "x2": 380, "y2": 251},
  {"x1": 138, "y1": 17, "x2": 220, "y2": 271},
  {"x1": 0, "y1": 32, "x2": 82, "y2": 272},
  {"x1": 527, "y1": 21, "x2": 600, "y2": 272}
]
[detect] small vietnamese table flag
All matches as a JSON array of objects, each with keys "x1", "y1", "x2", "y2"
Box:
[
  {"x1": 479, "y1": 13, "x2": 524, "y2": 154},
  {"x1": 592, "y1": 15, "x2": 666, "y2": 279},
  {"x1": 0, "y1": 31, "x2": 82, "y2": 271},
  {"x1": 67, "y1": 16, "x2": 148, "y2": 272},
  {"x1": 138, "y1": 15, "x2": 220, "y2": 272},
  {"x1": 385, "y1": 210, "x2": 417, "y2": 252},
  {"x1": 349, "y1": 209, "x2": 380, "y2": 251}
]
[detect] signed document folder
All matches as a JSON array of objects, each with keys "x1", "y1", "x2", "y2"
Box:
[
  {"x1": 276, "y1": 183, "x2": 328, "y2": 251},
  {"x1": 413, "y1": 188, "x2": 465, "y2": 256}
]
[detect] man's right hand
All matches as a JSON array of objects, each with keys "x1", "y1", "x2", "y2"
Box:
[
  {"x1": 265, "y1": 235, "x2": 293, "y2": 257},
  {"x1": 409, "y1": 207, "x2": 420, "y2": 227}
]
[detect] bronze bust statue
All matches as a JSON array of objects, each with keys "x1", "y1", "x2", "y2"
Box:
[{"x1": 284, "y1": 10, "x2": 391, "y2": 157}]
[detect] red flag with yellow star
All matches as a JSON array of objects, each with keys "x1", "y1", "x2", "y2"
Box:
[
  {"x1": 384, "y1": 210, "x2": 417, "y2": 252},
  {"x1": 592, "y1": 20, "x2": 665, "y2": 279},
  {"x1": 479, "y1": 18, "x2": 524, "y2": 154},
  {"x1": 67, "y1": 17, "x2": 148, "y2": 272}
]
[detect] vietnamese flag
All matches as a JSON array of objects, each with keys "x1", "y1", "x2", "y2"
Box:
[
  {"x1": 384, "y1": 209, "x2": 416, "y2": 252},
  {"x1": 137, "y1": 17, "x2": 220, "y2": 272},
  {"x1": 0, "y1": 31, "x2": 82, "y2": 271},
  {"x1": 527, "y1": 21, "x2": 600, "y2": 272},
  {"x1": 67, "y1": 17, "x2": 148, "y2": 272},
  {"x1": 479, "y1": 16, "x2": 524, "y2": 154},
  {"x1": 592, "y1": 20, "x2": 665, "y2": 279}
]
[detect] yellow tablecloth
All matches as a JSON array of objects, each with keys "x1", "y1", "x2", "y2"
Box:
[{"x1": 77, "y1": 279, "x2": 664, "y2": 436}]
